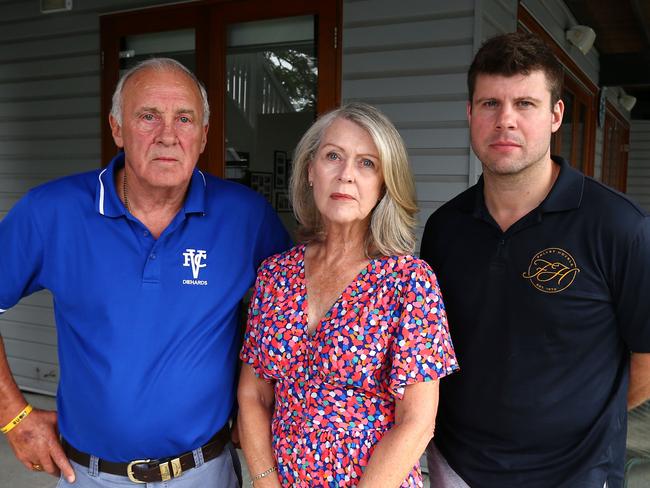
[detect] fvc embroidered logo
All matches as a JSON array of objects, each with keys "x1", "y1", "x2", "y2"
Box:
[
  {"x1": 522, "y1": 247, "x2": 580, "y2": 293},
  {"x1": 182, "y1": 249, "x2": 208, "y2": 286}
]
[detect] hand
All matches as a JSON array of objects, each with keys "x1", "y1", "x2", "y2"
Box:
[{"x1": 5, "y1": 408, "x2": 75, "y2": 483}]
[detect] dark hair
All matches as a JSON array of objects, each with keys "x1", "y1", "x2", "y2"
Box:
[{"x1": 467, "y1": 32, "x2": 564, "y2": 107}]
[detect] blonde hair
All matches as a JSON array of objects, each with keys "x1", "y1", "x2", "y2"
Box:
[{"x1": 290, "y1": 102, "x2": 417, "y2": 257}]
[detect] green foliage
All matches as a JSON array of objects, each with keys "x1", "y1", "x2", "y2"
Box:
[{"x1": 265, "y1": 48, "x2": 317, "y2": 111}]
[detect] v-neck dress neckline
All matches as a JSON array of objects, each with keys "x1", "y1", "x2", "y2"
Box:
[
  {"x1": 241, "y1": 245, "x2": 458, "y2": 487},
  {"x1": 300, "y1": 244, "x2": 375, "y2": 337}
]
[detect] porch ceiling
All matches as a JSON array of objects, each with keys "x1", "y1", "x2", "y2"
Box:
[{"x1": 565, "y1": 0, "x2": 650, "y2": 119}]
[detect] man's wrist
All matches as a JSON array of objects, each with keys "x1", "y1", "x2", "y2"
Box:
[{"x1": 1, "y1": 404, "x2": 33, "y2": 434}]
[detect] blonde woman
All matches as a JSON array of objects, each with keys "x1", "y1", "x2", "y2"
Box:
[{"x1": 238, "y1": 103, "x2": 458, "y2": 487}]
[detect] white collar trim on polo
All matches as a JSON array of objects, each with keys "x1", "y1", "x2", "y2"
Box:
[{"x1": 98, "y1": 168, "x2": 109, "y2": 216}]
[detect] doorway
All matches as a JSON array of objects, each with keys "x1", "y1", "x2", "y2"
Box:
[{"x1": 100, "y1": 0, "x2": 341, "y2": 233}]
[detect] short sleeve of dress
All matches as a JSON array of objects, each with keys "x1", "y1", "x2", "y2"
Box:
[
  {"x1": 388, "y1": 259, "x2": 458, "y2": 399},
  {"x1": 240, "y1": 263, "x2": 273, "y2": 381}
]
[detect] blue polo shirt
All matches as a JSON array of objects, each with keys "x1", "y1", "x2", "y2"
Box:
[
  {"x1": 421, "y1": 157, "x2": 650, "y2": 488},
  {"x1": 0, "y1": 153, "x2": 290, "y2": 461}
]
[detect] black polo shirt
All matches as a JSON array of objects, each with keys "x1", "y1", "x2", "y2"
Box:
[{"x1": 421, "y1": 157, "x2": 650, "y2": 488}]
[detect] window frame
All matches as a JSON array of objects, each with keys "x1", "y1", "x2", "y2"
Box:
[
  {"x1": 518, "y1": 5, "x2": 597, "y2": 176},
  {"x1": 99, "y1": 0, "x2": 342, "y2": 176}
]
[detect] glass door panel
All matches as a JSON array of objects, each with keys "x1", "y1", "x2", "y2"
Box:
[
  {"x1": 574, "y1": 102, "x2": 586, "y2": 172},
  {"x1": 558, "y1": 90, "x2": 574, "y2": 163},
  {"x1": 225, "y1": 16, "x2": 317, "y2": 235},
  {"x1": 119, "y1": 29, "x2": 196, "y2": 74}
]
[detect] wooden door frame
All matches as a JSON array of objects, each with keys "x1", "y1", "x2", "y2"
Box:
[
  {"x1": 100, "y1": 0, "x2": 341, "y2": 176},
  {"x1": 551, "y1": 73, "x2": 595, "y2": 174},
  {"x1": 100, "y1": 4, "x2": 210, "y2": 169},
  {"x1": 518, "y1": 4, "x2": 597, "y2": 176},
  {"x1": 208, "y1": 0, "x2": 341, "y2": 177},
  {"x1": 602, "y1": 101, "x2": 631, "y2": 192}
]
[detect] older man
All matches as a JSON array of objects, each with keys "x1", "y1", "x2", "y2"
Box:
[
  {"x1": 421, "y1": 33, "x2": 650, "y2": 488},
  {"x1": 0, "y1": 58, "x2": 290, "y2": 487}
]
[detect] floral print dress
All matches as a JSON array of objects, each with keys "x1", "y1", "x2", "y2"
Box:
[{"x1": 241, "y1": 245, "x2": 458, "y2": 487}]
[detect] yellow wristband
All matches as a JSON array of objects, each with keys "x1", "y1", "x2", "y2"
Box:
[{"x1": 1, "y1": 404, "x2": 33, "y2": 434}]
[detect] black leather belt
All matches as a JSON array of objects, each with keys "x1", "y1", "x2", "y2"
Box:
[{"x1": 62, "y1": 425, "x2": 230, "y2": 483}]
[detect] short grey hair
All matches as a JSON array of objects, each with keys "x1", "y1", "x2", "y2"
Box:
[
  {"x1": 290, "y1": 102, "x2": 418, "y2": 258},
  {"x1": 110, "y1": 58, "x2": 210, "y2": 126}
]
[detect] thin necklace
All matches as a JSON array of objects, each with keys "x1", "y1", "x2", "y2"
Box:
[{"x1": 123, "y1": 169, "x2": 130, "y2": 212}]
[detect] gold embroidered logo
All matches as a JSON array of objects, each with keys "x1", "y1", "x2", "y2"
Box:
[{"x1": 522, "y1": 248, "x2": 580, "y2": 293}]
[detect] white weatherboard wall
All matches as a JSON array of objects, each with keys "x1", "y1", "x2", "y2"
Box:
[
  {"x1": 472, "y1": 0, "x2": 518, "y2": 184},
  {"x1": 342, "y1": 0, "x2": 477, "y2": 243},
  {"x1": 519, "y1": 0, "x2": 606, "y2": 176},
  {"x1": 480, "y1": 0, "x2": 517, "y2": 45},
  {"x1": 4, "y1": 0, "x2": 635, "y2": 395},
  {"x1": 520, "y1": 0, "x2": 599, "y2": 83},
  {"x1": 0, "y1": 0, "x2": 178, "y2": 395},
  {"x1": 341, "y1": 0, "x2": 522, "y2": 244},
  {"x1": 628, "y1": 121, "x2": 650, "y2": 212}
]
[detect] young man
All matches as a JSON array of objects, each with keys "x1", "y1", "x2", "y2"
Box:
[
  {"x1": 421, "y1": 32, "x2": 650, "y2": 488},
  {"x1": 0, "y1": 58, "x2": 290, "y2": 487}
]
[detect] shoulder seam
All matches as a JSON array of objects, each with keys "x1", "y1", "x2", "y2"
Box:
[{"x1": 584, "y1": 176, "x2": 648, "y2": 217}]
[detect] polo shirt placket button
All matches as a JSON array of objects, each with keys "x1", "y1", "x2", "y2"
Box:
[{"x1": 143, "y1": 245, "x2": 161, "y2": 284}]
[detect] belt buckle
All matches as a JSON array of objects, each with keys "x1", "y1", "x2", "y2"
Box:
[{"x1": 126, "y1": 459, "x2": 151, "y2": 484}]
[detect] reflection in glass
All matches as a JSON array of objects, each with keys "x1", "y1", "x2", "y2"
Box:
[
  {"x1": 119, "y1": 29, "x2": 195, "y2": 75},
  {"x1": 225, "y1": 16, "x2": 317, "y2": 236},
  {"x1": 560, "y1": 91, "x2": 574, "y2": 164},
  {"x1": 574, "y1": 103, "x2": 585, "y2": 171}
]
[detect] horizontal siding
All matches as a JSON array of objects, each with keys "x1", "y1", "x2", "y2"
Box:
[
  {"x1": 0, "y1": 0, "x2": 180, "y2": 396},
  {"x1": 0, "y1": 156, "x2": 97, "y2": 174},
  {"x1": 343, "y1": 0, "x2": 476, "y2": 244},
  {"x1": 0, "y1": 75, "x2": 100, "y2": 102},
  {"x1": 627, "y1": 121, "x2": 650, "y2": 211},
  {"x1": 344, "y1": 45, "x2": 472, "y2": 76},
  {"x1": 0, "y1": 34, "x2": 99, "y2": 63},
  {"x1": 3, "y1": 338, "x2": 57, "y2": 362},
  {"x1": 0, "y1": 55, "x2": 98, "y2": 82},
  {"x1": 7, "y1": 357, "x2": 60, "y2": 394},
  {"x1": 345, "y1": 18, "x2": 474, "y2": 51},
  {"x1": 0, "y1": 290, "x2": 58, "y2": 394},
  {"x1": 410, "y1": 153, "x2": 469, "y2": 176},
  {"x1": 481, "y1": 0, "x2": 517, "y2": 42},
  {"x1": 0, "y1": 117, "x2": 100, "y2": 138},
  {"x1": 0, "y1": 96, "x2": 100, "y2": 119},
  {"x1": 1, "y1": 317, "x2": 57, "y2": 341},
  {"x1": 345, "y1": 0, "x2": 474, "y2": 24},
  {"x1": 344, "y1": 73, "x2": 468, "y2": 100},
  {"x1": 0, "y1": 138, "x2": 100, "y2": 156},
  {"x1": 520, "y1": 0, "x2": 599, "y2": 84},
  {"x1": 373, "y1": 101, "x2": 467, "y2": 124},
  {"x1": 475, "y1": 0, "x2": 517, "y2": 183},
  {"x1": 0, "y1": 13, "x2": 100, "y2": 42}
]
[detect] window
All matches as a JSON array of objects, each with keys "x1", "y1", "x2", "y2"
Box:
[
  {"x1": 518, "y1": 6, "x2": 597, "y2": 176},
  {"x1": 601, "y1": 104, "x2": 630, "y2": 192},
  {"x1": 552, "y1": 74, "x2": 595, "y2": 174},
  {"x1": 100, "y1": 0, "x2": 341, "y2": 180}
]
